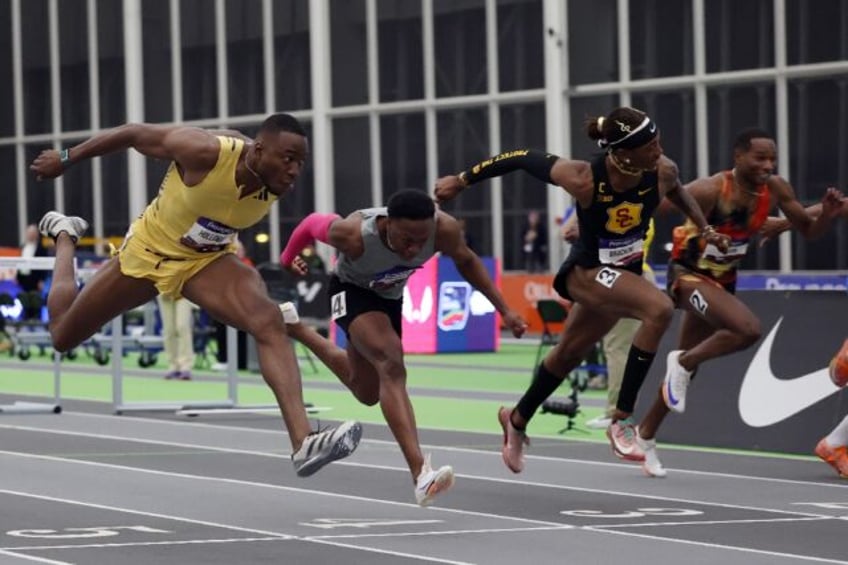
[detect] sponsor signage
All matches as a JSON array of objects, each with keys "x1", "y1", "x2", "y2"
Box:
[
  {"x1": 637, "y1": 291, "x2": 847, "y2": 454},
  {"x1": 330, "y1": 256, "x2": 500, "y2": 353}
]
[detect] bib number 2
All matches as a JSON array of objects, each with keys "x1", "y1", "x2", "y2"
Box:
[{"x1": 595, "y1": 267, "x2": 622, "y2": 289}]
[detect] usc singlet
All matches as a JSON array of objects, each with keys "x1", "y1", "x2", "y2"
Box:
[{"x1": 567, "y1": 155, "x2": 660, "y2": 275}]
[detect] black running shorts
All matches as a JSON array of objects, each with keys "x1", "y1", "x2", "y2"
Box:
[{"x1": 328, "y1": 275, "x2": 403, "y2": 338}]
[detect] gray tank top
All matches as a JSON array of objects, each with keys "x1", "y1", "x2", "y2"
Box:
[{"x1": 335, "y1": 207, "x2": 437, "y2": 300}]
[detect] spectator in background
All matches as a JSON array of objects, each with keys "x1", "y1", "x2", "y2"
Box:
[
  {"x1": 16, "y1": 224, "x2": 49, "y2": 321},
  {"x1": 521, "y1": 210, "x2": 548, "y2": 272},
  {"x1": 157, "y1": 295, "x2": 194, "y2": 380}
]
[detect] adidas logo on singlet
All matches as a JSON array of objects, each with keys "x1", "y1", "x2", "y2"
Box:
[{"x1": 253, "y1": 188, "x2": 270, "y2": 201}]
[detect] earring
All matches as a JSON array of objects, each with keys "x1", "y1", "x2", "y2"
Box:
[{"x1": 624, "y1": 157, "x2": 631, "y2": 164}]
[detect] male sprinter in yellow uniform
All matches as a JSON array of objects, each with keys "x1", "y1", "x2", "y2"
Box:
[{"x1": 29, "y1": 114, "x2": 362, "y2": 477}]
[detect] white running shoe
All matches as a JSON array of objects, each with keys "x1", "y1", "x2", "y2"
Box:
[
  {"x1": 636, "y1": 433, "x2": 667, "y2": 478},
  {"x1": 279, "y1": 302, "x2": 300, "y2": 325},
  {"x1": 38, "y1": 211, "x2": 89, "y2": 243},
  {"x1": 414, "y1": 454, "x2": 455, "y2": 507},
  {"x1": 662, "y1": 350, "x2": 692, "y2": 413},
  {"x1": 585, "y1": 415, "x2": 612, "y2": 430},
  {"x1": 291, "y1": 420, "x2": 362, "y2": 477}
]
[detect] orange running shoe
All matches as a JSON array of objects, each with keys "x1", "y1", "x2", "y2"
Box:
[
  {"x1": 814, "y1": 438, "x2": 848, "y2": 478},
  {"x1": 829, "y1": 338, "x2": 848, "y2": 388}
]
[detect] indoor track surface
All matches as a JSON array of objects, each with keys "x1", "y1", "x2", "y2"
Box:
[{"x1": 0, "y1": 396, "x2": 846, "y2": 565}]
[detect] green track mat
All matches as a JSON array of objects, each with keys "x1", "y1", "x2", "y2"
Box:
[
  {"x1": 0, "y1": 344, "x2": 817, "y2": 461},
  {"x1": 0, "y1": 344, "x2": 608, "y2": 439}
]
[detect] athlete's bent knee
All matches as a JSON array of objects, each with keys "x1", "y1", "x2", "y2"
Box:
[
  {"x1": 49, "y1": 323, "x2": 81, "y2": 352},
  {"x1": 354, "y1": 388, "x2": 380, "y2": 406},
  {"x1": 244, "y1": 305, "x2": 286, "y2": 343},
  {"x1": 648, "y1": 298, "x2": 674, "y2": 330}
]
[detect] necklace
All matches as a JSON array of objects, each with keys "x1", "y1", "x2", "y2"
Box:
[
  {"x1": 731, "y1": 168, "x2": 761, "y2": 197},
  {"x1": 608, "y1": 152, "x2": 643, "y2": 177},
  {"x1": 245, "y1": 159, "x2": 261, "y2": 181},
  {"x1": 385, "y1": 227, "x2": 396, "y2": 252},
  {"x1": 244, "y1": 146, "x2": 264, "y2": 184}
]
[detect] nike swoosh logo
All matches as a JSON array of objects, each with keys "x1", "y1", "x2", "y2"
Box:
[
  {"x1": 738, "y1": 317, "x2": 839, "y2": 427},
  {"x1": 665, "y1": 379, "x2": 680, "y2": 406},
  {"x1": 649, "y1": 123, "x2": 657, "y2": 133},
  {"x1": 638, "y1": 187, "x2": 653, "y2": 196}
]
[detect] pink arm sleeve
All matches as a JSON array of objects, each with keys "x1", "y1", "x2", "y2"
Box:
[{"x1": 279, "y1": 212, "x2": 341, "y2": 266}]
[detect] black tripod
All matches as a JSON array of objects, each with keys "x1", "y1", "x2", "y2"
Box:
[{"x1": 540, "y1": 370, "x2": 590, "y2": 434}]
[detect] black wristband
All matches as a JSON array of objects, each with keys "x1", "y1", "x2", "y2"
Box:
[
  {"x1": 462, "y1": 149, "x2": 558, "y2": 186},
  {"x1": 59, "y1": 148, "x2": 72, "y2": 168}
]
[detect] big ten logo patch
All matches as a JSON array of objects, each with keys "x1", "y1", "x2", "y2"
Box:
[{"x1": 605, "y1": 202, "x2": 644, "y2": 235}]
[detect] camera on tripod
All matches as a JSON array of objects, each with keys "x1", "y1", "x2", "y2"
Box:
[
  {"x1": 541, "y1": 397, "x2": 579, "y2": 418},
  {"x1": 538, "y1": 370, "x2": 588, "y2": 433}
]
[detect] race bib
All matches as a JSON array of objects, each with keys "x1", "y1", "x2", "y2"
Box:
[
  {"x1": 330, "y1": 291, "x2": 348, "y2": 321},
  {"x1": 595, "y1": 266, "x2": 622, "y2": 289},
  {"x1": 179, "y1": 217, "x2": 237, "y2": 253},
  {"x1": 369, "y1": 266, "x2": 419, "y2": 292},
  {"x1": 598, "y1": 235, "x2": 644, "y2": 266},
  {"x1": 702, "y1": 241, "x2": 748, "y2": 262}
]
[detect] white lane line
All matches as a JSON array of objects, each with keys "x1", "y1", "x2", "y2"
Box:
[
  {"x1": 0, "y1": 550, "x2": 72, "y2": 564},
  {"x1": 5, "y1": 414, "x2": 846, "y2": 491},
  {"x1": 339, "y1": 462, "x2": 832, "y2": 520},
  {"x1": 305, "y1": 538, "x2": 474, "y2": 565},
  {"x1": 0, "y1": 451, "x2": 570, "y2": 528},
  {"x1": 305, "y1": 525, "x2": 572, "y2": 540},
  {"x1": 2, "y1": 537, "x2": 287, "y2": 551},
  {"x1": 588, "y1": 516, "x2": 832, "y2": 529},
  {"x1": 0, "y1": 489, "x2": 294, "y2": 539},
  {"x1": 0, "y1": 487, "x2": 490, "y2": 565},
  {"x1": 0, "y1": 424, "x2": 835, "y2": 521},
  {"x1": 582, "y1": 525, "x2": 848, "y2": 565}
]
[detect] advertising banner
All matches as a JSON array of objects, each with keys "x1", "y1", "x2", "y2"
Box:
[
  {"x1": 326, "y1": 256, "x2": 500, "y2": 353},
  {"x1": 636, "y1": 290, "x2": 847, "y2": 455},
  {"x1": 500, "y1": 273, "x2": 564, "y2": 334},
  {"x1": 435, "y1": 256, "x2": 499, "y2": 353}
]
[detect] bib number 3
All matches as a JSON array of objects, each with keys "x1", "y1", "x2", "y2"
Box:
[{"x1": 595, "y1": 267, "x2": 622, "y2": 289}]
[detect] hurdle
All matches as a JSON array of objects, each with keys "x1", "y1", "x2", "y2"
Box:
[
  {"x1": 111, "y1": 313, "x2": 236, "y2": 414},
  {"x1": 0, "y1": 257, "x2": 65, "y2": 415},
  {"x1": 112, "y1": 318, "x2": 316, "y2": 416},
  {"x1": 173, "y1": 325, "x2": 330, "y2": 417}
]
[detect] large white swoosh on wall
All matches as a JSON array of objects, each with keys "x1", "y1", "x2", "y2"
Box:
[{"x1": 738, "y1": 317, "x2": 840, "y2": 427}]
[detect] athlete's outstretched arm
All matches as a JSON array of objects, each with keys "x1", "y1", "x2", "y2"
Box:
[
  {"x1": 435, "y1": 212, "x2": 527, "y2": 338},
  {"x1": 760, "y1": 193, "x2": 847, "y2": 243},
  {"x1": 280, "y1": 213, "x2": 342, "y2": 269},
  {"x1": 660, "y1": 158, "x2": 730, "y2": 251},
  {"x1": 30, "y1": 124, "x2": 220, "y2": 181},
  {"x1": 434, "y1": 149, "x2": 596, "y2": 207},
  {"x1": 770, "y1": 179, "x2": 843, "y2": 239},
  {"x1": 434, "y1": 149, "x2": 560, "y2": 202}
]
